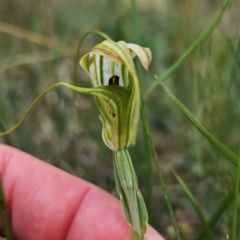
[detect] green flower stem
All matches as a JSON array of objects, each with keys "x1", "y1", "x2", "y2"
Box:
[
  {"x1": 141, "y1": 104, "x2": 182, "y2": 240},
  {"x1": 145, "y1": 0, "x2": 234, "y2": 98},
  {"x1": 113, "y1": 149, "x2": 148, "y2": 240}
]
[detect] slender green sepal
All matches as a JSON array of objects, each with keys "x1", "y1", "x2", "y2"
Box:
[
  {"x1": 0, "y1": 82, "x2": 128, "y2": 136},
  {"x1": 113, "y1": 150, "x2": 148, "y2": 240},
  {"x1": 73, "y1": 30, "x2": 112, "y2": 103}
]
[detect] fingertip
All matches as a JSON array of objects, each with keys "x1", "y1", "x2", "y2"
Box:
[
  {"x1": 0, "y1": 144, "x2": 132, "y2": 240},
  {"x1": 0, "y1": 144, "x2": 165, "y2": 240},
  {"x1": 145, "y1": 225, "x2": 165, "y2": 240}
]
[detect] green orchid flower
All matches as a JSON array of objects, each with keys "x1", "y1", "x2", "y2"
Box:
[
  {"x1": 79, "y1": 39, "x2": 152, "y2": 240},
  {"x1": 80, "y1": 40, "x2": 152, "y2": 151}
]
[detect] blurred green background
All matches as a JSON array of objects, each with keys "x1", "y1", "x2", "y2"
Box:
[{"x1": 0, "y1": 0, "x2": 240, "y2": 239}]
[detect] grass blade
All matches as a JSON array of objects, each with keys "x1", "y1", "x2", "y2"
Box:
[
  {"x1": 141, "y1": 104, "x2": 182, "y2": 240},
  {"x1": 0, "y1": 51, "x2": 63, "y2": 74},
  {"x1": 231, "y1": 143, "x2": 240, "y2": 240},
  {"x1": 175, "y1": 173, "x2": 213, "y2": 240},
  {"x1": 194, "y1": 189, "x2": 234, "y2": 240},
  {"x1": 159, "y1": 81, "x2": 238, "y2": 167},
  {"x1": 0, "y1": 21, "x2": 74, "y2": 55},
  {"x1": 141, "y1": 109, "x2": 154, "y2": 226},
  {"x1": 145, "y1": 0, "x2": 234, "y2": 98}
]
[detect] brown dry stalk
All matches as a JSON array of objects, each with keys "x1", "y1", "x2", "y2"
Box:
[{"x1": 0, "y1": 21, "x2": 74, "y2": 56}]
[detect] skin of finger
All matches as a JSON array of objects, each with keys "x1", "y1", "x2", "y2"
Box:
[
  {"x1": 145, "y1": 226, "x2": 165, "y2": 240},
  {"x1": 0, "y1": 144, "x2": 164, "y2": 240}
]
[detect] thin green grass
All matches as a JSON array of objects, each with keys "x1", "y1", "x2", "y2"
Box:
[
  {"x1": 159, "y1": 81, "x2": 238, "y2": 167},
  {"x1": 231, "y1": 143, "x2": 240, "y2": 240},
  {"x1": 159, "y1": 80, "x2": 238, "y2": 239},
  {"x1": 145, "y1": 0, "x2": 234, "y2": 98},
  {"x1": 175, "y1": 173, "x2": 213, "y2": 240},
  {"x1": 0, "y1": 51, "x2": 63, "y2": 74},
  {"x1": 141, "y1": 105, "x2": 182, "y2": 240},
  {"x1": 194, "y1": 189, "x2": 234, "y2": 240},
  {"x1": 0, "y1": 21, "x2": 74, "y2": 55}
]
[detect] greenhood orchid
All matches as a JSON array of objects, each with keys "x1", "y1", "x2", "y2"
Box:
[
  {"x1": 80, "y1": 40, "x2": 152, "y2": 151},
  {"x1": 0, "y1": 32, "x2": 152, "y2": 240},
  {"x1": 79, "y1": 39, "x2": 152, "y2": 239},
  {"x1": 80, "y1": 39, "x2": 152, "y2": 240}
]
